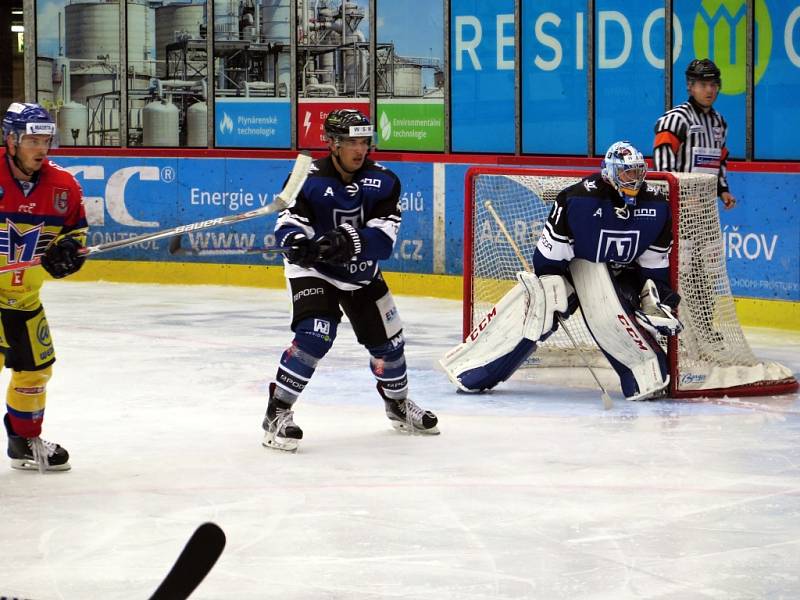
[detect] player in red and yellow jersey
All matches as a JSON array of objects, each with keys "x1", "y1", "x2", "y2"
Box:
[{"x1": 0, "y1": 102, "x2": 88, "y2": 472}]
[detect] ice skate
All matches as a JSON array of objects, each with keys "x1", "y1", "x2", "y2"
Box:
[
  {"x1": 4, "y1": 415, "x2": 70, "y2": 472},
  {"x1": 378, "y1": 384, "x2": 439, "y2": 435},
  {"x1": 262, "y1": 385, "x2": 303, "y2": 453}
]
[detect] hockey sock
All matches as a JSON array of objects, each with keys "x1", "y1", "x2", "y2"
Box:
[
  {"x1": 369, "y1": 339, "x2": 408, "y2": 400},
  {"x1": 6, "y1": 366, "x2": 52, "y2": 438},
  {"x1": 273, "y1": 318, "x2": 337, "y2": 400}
]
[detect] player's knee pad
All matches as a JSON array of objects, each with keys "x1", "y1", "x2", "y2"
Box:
[
  {"x1": 368, "y1": 334, "x2": 407, "y2": 399},
  {"x1": 569, "y1": 259, "x2": 669, "y2": 400},
  {"x1": 275, "y1": 317, "x2": 338, "y2": 398},
  {"x1": 6, "y1": 366, "x2": 52, "y2": 438}
]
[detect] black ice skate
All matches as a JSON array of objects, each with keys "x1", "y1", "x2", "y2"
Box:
[
  {"x1": 4, "y1": 414, "x2": 70, "y2": 472},
  {"x1": 377, "y1": 384, "x2": 439, "y2": 435},
  {"x1": 262, "y1": 384, "x2": 303, "y2": 453}
]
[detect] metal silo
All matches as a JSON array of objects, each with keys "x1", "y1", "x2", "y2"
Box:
[
  {"x1": 57, "y1": 102, "x2": 89, "y2": 146},
  {"x1": 142, "y1": 99, "x2": 179, "y2": 146},
  {"x1": 186, "y1": 100, "x2": 208, "y2": 147},
  {"x1": 392, "y1": 60, "x2": 423, "y2": 97},
  {"x1": 155, "y1": 2, "x2": 205, "y2": 75},
  {"x1": 36, "y1": 57, "x2": 55, "y2": 104}
]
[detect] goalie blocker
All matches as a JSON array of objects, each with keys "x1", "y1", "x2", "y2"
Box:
[{"x1": 441, "y1": 260, "x2": 680, "y2": 401}]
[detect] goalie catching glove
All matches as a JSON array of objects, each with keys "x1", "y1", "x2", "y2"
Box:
[
  {"x1": 634, "y1": 279, "x2": 683, "y2": 337},
  {"x1": 41, "y1": 236, "x2": 85, "y2": 279}
]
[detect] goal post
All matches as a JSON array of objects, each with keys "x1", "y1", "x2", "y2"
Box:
[{"x1": 463, "y1": 166, "x2": 798, "y2": 399}]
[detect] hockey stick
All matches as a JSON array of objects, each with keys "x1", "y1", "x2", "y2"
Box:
[
  {"x1": 147, "y1": 522, "x2": 226, "y2": 600},
  {"x1": 484, "y1": 200, "x2": 614, "y2": 410},
  {"x1": 167, "y1": 233, "x2": 298, "y2": 257},
  {"x1": 0, "y1": 153, "x2": 313, "y2": 275}
]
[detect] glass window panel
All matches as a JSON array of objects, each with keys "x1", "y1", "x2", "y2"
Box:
[
  {"x1": 215, "y1": 0, "x2": 291, "y2": 148},
  {"x1": 130, "y1": 0, "x2": 207, "y2": 148},
  {"x1": 595, "y1": 1, "x2": 664, "y2": 157},
  {"x1": 522, "y1": 0, "x2": 588, "y2": 155},
  {"x1": 755, "y1": 1, "x2": 798, "y2": 159},
  {"x1": 36, "y1": 0, "x2": 122, "y2": 146},
  {"x1": 673, "y1": 0, "x2": 745, "y2": 159},
  {"x1": 296, "y1": 0, "x2": 370, "y2": 150},
  {"x1": 450, "y1": 0, "x2": 515, "y2": 153},
  {"x1": 375, "y1": 0, "x2": 444, "y2": 152}
]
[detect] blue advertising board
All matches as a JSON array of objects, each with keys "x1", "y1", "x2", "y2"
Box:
[
  {"x1": 450, "y1": 0, "x2": 516, "y2": 153},
  {"x1": 215, "y1": 99, "x2": 291, "y2": 148}
]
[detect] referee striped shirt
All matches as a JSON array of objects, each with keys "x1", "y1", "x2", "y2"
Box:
[{"x1": 653, "y1": 97, "x2": 730, "y2": 196}]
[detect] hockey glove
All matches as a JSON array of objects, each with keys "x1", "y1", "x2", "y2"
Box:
[
  {"x1": 635, "y1": 279, "x2": 684, "y2": 337},
  {"x1": 282, "y1": 232, "x2": 319, "y2": 268},
  {"x1": 317, "y1": 224, "x2": 362, "y2": 265},
  {"x1": 41, "y1": 236, "x2": 86, "y2": 279}
]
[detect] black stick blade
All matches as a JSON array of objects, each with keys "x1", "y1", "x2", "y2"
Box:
[
  {"x1": 168, "y1": 234, "x2": 189, "y2": 256},
  {"x1": 148, "y1": 522, "x2": 226, "y2": 600}
]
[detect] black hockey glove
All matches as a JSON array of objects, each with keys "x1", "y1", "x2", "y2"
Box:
[
  {"x1": 317, "y1": 224, "x2": 362, "y2": 265},
  {"x1": 41, "y1": 236, "x2": 86, "y2": 279},
  {"x1": 282, "y1": 232, "x2": 319, "y2": 268}
]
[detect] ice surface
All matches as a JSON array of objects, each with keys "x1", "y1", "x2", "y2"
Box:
[{"x1": 1, "y1": 281, "x2": 798, "y2": 600}]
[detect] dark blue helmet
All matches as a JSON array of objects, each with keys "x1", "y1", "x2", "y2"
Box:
[{"x1": 2, "y1": 102, "x2": 57, "y2": 142}]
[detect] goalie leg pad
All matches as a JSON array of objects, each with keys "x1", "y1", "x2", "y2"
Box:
[
  {"x1": 440, "y1": 272, "x2": 569, "y2": 392},
  {"x1": 569, "y1": 259, "x2": 669, "y2": 401}
]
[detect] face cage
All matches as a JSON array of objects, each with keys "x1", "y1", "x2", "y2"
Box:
[{"x1": 610, "y1": 164, "x2": 646, "y2": 203}]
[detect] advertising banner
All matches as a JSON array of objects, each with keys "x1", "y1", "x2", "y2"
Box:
[
  {"x1": 215, "y1": 99, "x2": 291, "y2": 148},
  {"x1": 297, "y1": 99, "x2": 371, "y2": 149},
  {"x1": 376, "y1": 100, "x2": 444, "y2": 151}
]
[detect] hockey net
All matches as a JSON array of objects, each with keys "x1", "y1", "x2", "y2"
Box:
[{"x1": 464, "y1": 167, "x2": 797, "y2": 398}]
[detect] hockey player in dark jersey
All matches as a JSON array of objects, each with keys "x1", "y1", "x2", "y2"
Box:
[
  {"x1": 653, "y1": 58, "x2": 736, "y2": 210},
  {"x1": 1, "y1": 102, "x2": 89, "y2": 471},
  {"x1": 442, "y1": 142, "x2": 684, "y2": 401},
  {"x1": 261, "y1": 109, "x2": 439, "y2": 451}
]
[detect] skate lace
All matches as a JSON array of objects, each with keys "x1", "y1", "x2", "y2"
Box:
[
  {"x1": 28, "y1": 437, "x2": 55, "y2": 474},
  {"x1": 272, "y1": 407, "x2": 296, "y2": 435},
  {"x1": 400, "y1": 398, "x2": 426, "y2": 428}
]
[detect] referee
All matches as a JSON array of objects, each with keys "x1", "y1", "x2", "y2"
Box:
[{"x1": 653, "y1": 58, "x2": 736, "y2": 210}]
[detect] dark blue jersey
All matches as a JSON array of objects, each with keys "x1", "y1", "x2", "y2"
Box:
[
  {"x1": 276, "y1": 155, "x2": 401, "y2": 289},
  {"x1": 533, "y1": 173, "x2": 673, "y2": 290}
]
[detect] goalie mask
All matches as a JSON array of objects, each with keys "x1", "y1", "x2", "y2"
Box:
[{"x1": 601, "y1": 141, "x2": 648, "y2": 206}]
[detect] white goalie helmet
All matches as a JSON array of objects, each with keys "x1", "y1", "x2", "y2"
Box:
[{"x1": 601, "y1": 141, "x2": 648, "y2": 206}]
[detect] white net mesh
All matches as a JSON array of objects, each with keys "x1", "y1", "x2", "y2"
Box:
[{"x1": 466, "y1": 169, "x2": 796, "y2": 397}]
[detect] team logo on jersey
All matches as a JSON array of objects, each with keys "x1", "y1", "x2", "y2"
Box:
[
  {"x1": 346, "y1": 182, "x2": 360, "y2": 197},
  {"x1": 3, "y1": 221, "x2": 43, "y2": 263},
  {"x1": 614, "y1": 206, "x2": 630, "y2": 220},
  {"x1": 633, "y1": 208, "x2": 657, "y2": 218},
  {"x1": 597, "y1": 230, "x2": 639, "y2": 263},
  {"x1": 53, "y1": 189, "x2": 69, "y2": 213},
  {"x1": 332, "y1": 206, "x2": 362, "y2": 228},
  {"x1": 313, "y1": 319, "x2": 331, "y2": 336}
]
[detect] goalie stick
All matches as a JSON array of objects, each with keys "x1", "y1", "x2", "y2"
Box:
[
  {"x1": 0, "y1": 152, "x2": 313, "y2": 275},
  {"x1": 147, "y1": 522, "x2": 227, "y2": 600},
  {"x1": 483, "y1": 200, "x2": 614, "y2": 410}
]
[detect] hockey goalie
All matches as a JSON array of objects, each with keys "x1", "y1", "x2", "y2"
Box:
[{"x1": 441, "y1": 141, "x2": 685, "y2": 401}]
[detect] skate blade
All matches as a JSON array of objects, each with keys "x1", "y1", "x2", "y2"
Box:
[
  {"x1": 10, "y1": 458, "x2": 71, "y2": 472},
  {"x1": 262, "y1": 434, "x2": 300, "y2": 453},
  {"x1": 390, "y1": 421, "x2": 440, "y2": 436}
]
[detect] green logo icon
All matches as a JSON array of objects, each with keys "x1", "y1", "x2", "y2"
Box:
[{"x1": 693, "y1": 0, "x2": 772, "y2": 95}]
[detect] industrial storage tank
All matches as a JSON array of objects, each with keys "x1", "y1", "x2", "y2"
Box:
[
  {"x1": 36, "y1": 58, "x2": 54, "y2": 104},
  {"x1": 57, "y1": 102, "x2": 89, "y2": 146},
  {"x1": 186, "y1": 100, "x2": 207, "y2": 147},
  {"x1": 262, "y1": 0, "x2": 291, "y2": 95},
  {"x1": 64, "y1": 0, "x2": 149, "y2": 64},
  {"x1": 142, "y1": 99, "x2": 179, "y2": 146},
  {"x1": 392, "y1": 60, "x2": 423, "y2": 97},
  {"x1": 214, "y1": 0, "x2": 240, "y2": 40},
  {"x1": 155, "y1": 3, "x2": 205, "y2": 67}
]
